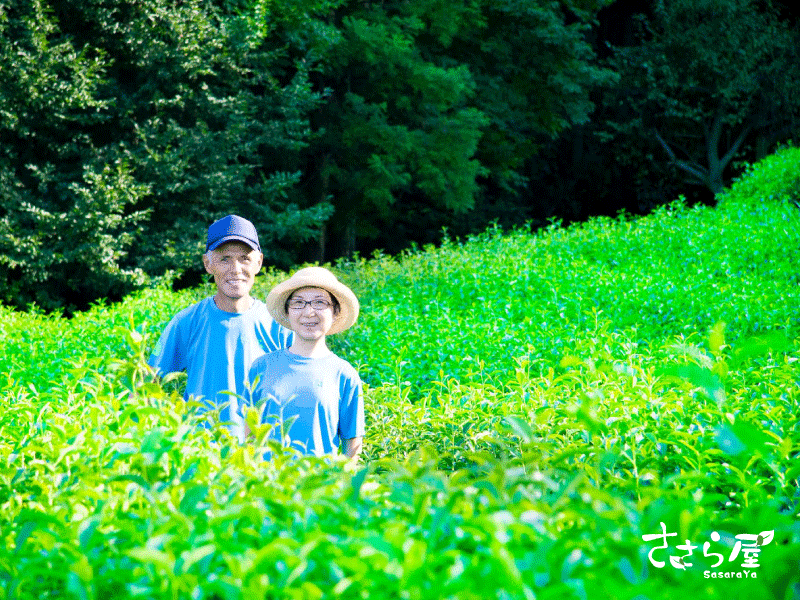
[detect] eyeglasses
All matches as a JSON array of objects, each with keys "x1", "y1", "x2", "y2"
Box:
[{"x1": 287, "y1": 299, "x2": 333, "y2": 311}]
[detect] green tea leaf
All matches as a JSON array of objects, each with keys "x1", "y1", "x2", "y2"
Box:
[
  {"x1": 717, "y1": 420, "x2": 773, "y2": 457},
  {"x1": 504, "y1": 415, "x2": 535, "y2": 444},
  {"x1": 179, "y1": 544, "x2": 216, "y2": 573},
  {"x1": 731, "y1": 331, "x2": 790, "y2": 367},
  {"x1": 127, "y1": 547, "x2": 175, "y2": 571}
]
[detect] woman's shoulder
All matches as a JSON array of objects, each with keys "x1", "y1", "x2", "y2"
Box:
[
  {"x1": 250, "y1": 347, "x2": 291, "y2": 370},
  {"x1": 326, "y1": 353, "x2": 360, "y2": 380}
]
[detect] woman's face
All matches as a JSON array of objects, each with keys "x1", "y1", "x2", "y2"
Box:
[{"x1": 286, "y1": 287, "x2": 337, "y2": 341}]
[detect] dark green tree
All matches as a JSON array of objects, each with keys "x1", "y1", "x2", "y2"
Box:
[
  {"x1": 297, "y1": 0, "x2": 614, "y2": 259},
  {"x1": 603, "y1": 0, "x2": 800, "y2": 197},
  {"x1": 1, "y1": 0, "x2": 617, "y2": 308},
  {"x1": 298, "y1": 0, "x2": 488, "y2": 258},
  {"x1": 451, "y1": 0, "x2": 615, "y2": 194},
  {"x1": 0, "y1": 0, "x2": 337, "y2": 311},
  {"x1": 444, "y1": 0, "x2": 617, "y2": 230},
  {"x1": 0, "y1": 1, "x2": 151, "y2": 309},
  {"x1": 91, "y1": 0, "x2": 338, "y2": 275}
]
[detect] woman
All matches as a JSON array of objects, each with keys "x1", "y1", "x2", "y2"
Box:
[{"x1": 244, "y1": 267, "x2": 364, "y2": 460}]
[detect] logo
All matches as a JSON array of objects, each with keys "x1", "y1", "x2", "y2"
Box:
[{"x1": 642, "y1": 522, "x2": 774, "y2": 579}]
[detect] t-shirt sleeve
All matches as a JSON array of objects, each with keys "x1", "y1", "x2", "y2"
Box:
[
  {"x1": 338, "y1": 368, "x2": 365, "y2": 440},
  {"x1": 277, "y1": 321, "x2": 293, "y2": 350},
  {"x1": 148, "y1": 317, "x2": 186, "y2": 376}
]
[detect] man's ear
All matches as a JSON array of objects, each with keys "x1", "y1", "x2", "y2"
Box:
[{"x1": 202, "y1": 253, "x2": 212, "y2": 274}]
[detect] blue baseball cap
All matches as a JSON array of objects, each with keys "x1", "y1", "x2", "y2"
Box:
[{"x1": 206, "y1": 215, "x2": 261, "y2": 252}]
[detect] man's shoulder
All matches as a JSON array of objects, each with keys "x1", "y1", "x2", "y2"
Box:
[
  {"x1": 150, "y1": 298, "x2": 215, "y2": 367},
  {"x1": 250, "y1": 348, "x2": 289, "y2": 371},
  {"x1": 246, "y1": 298, "x2": 272, "y2": 319},
  {"x1": 247, "y1": 299, "x2": 291, "y2": 335},
  {"x1": 170, "y1": 297, "x2": 215, "y2": 324}
]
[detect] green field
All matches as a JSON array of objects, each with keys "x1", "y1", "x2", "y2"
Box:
[{"x1": 1, "y1": 147, "x2": 799, "y2": 599}]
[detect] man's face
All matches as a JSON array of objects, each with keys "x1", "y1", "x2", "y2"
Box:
[{"x1": 202, "y1": 241, "x2": 263, "y2": 302}]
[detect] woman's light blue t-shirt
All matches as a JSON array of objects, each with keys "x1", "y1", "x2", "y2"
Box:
[{"x1": 245, "y1": 349, "x2": 364, "y2": 456}]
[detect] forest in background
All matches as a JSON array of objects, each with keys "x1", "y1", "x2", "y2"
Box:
[{"x1": 1, "y1": 0, "x2": 799, "y2": 312}]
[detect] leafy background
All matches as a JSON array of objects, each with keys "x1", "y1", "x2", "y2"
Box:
[{"x1": 2, "y1": 0, "x2": 799, "y2": 312}]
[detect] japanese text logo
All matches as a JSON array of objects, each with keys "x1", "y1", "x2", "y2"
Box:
[{"x1": 642, "y1": 522, "x2": 774, "y2": 579}]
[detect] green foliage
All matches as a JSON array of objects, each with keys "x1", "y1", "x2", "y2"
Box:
[
  {"x1": 454, "y1": 0, "x2": 616, "y2": 180},
  {"x1": 0, "y1": 0, "x2": 608, "y2": 312},
  {"x1": 6, "y1": 0, "x2": 800, "y2": 314},
  {"x1": 0, "y1": 1, "x2": 149, "y2": 308},
  {"x1": 101, "y1": 0, "x2": 338, "y2": 275},
  {"x1": 1, "y1": 0, "x2": 615, "y2": 307},
  {"x1": 0, "y1": 0, "x2": 337, "y2": 311},
  {"x1": 718, "y1": 146, "x2": 800, "y2": 207},
  {"x1": 297, "y1": 0, "x2": 613, "y2": 255},
  {"x1": 301, "y1": 0, "x2": 489, "y2": 251},
  {"x1": 602, "y1": 0, "x2": 800, "y2": 196},
  {"x1": 2, "y1": 146, "x2": 800, "y2": 597}
]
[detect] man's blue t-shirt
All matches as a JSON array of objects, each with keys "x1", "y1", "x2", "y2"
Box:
[
  {"x1": 245, "y1": 349, "x2": 364, "y2": 457},
  {"x1": 148, "y1": 297, "x2": 292, "y2": 426}
]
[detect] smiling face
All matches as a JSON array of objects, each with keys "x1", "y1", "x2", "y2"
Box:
[
  {"x1": 286, "y1": 287, "x2": 339, "y2": 341},
  {"x1": 202, "y1": 241, "x2": 262, "y2": 311}
]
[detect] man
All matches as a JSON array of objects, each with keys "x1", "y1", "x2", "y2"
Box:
[{"x1": 149, "y1": 214, "x2": 292, "y2": 438}]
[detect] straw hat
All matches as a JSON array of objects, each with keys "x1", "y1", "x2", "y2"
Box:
[{"x1": 266, "y1": 267, "x2": 359, "y2": 335}]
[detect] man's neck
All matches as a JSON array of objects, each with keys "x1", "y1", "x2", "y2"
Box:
[{"x1": 213, "y1": 293, "x2": 253, "y2": 314}]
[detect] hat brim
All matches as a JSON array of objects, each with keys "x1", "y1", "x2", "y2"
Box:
[
  {"x1": 207, "y1": 235, "x2": 261, "y2": 252},
  {"x1": 266, "y1": 267, "x2": 359, "y2": 335}
]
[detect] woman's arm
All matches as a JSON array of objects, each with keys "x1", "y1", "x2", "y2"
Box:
[{"x1": 343, "y1": 437, "x2": 363, "y2": 460}]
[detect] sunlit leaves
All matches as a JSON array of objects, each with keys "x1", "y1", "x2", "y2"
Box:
[{"x1": 1, "y1": 148, "x2": 800, "y2": 598}]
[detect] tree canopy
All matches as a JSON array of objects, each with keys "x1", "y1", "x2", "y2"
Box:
[
  {"x1": 1, "y1": 0, "x2": 798, "y2": 311},
  {"x1": 603, "y1": 0, "x2": 800, "y2": 196},
  {"x1": 293, "y1": 0, "x2": 613, "y2": 257},
  {"x1": 0, "y1": 0, "x2": 337, "y2": 310}
]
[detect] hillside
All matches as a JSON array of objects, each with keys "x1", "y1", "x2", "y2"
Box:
[{"x1": 1, "y1": 146, "x2": 799, "y2": 599}]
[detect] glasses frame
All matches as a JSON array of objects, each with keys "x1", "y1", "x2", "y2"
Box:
[{"x1": 287, "y1": 298, "x2": 334, "y2": 312}]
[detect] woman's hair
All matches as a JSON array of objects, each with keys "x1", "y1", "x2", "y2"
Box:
[{"x1": 285, "y1": 287, "x2": 341, "y2": 315}]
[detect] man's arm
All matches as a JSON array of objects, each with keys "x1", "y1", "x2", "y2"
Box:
[{"x1": 148, "y1": 314, "x2": 187, "y2": 376}]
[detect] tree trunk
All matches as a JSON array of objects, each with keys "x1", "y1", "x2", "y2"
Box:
[
  {"x1": 317, "y1": 154, "x2": 331, "y2": 263},
  {"x1": 317, "y1": 224, "x2": 326, "y2": 264},
  {"x1": 342, "y1": 219, "x2": 357, "y2": 259},
  {"x1": 705, "y1": 112, "x2": 751, "y2": 196}
]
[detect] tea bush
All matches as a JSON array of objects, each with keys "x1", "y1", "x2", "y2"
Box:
[{"x1": 1, "y1": 146, "x2": 799, "y2": 599}]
